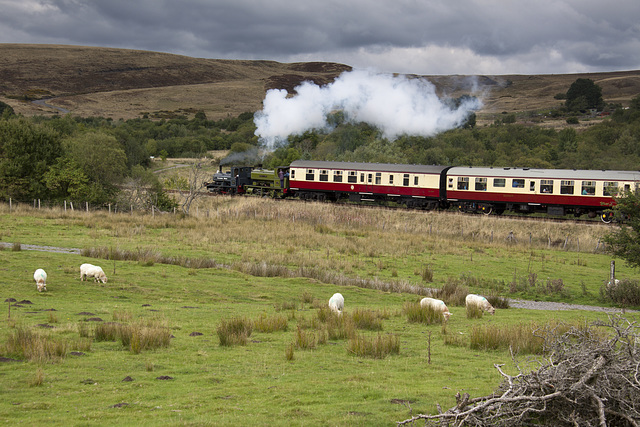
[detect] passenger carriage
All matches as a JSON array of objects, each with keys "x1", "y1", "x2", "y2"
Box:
[
  {"x1": 446, "y1": 167, "x2": 640, "y2": 221},
  {"x1": 288, "y1": 160, "x2": 448, "y2": 209}
]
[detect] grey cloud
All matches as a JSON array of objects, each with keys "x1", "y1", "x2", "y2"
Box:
[{"x1": 0, "y1": 0, "x2": 638, "y2": 74}]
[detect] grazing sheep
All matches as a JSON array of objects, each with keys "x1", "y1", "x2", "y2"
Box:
[
  {"x1": 420, "y1": 297, "x2": 452, "y2": 321},
  {"x1": 80, "y1": 263, "x2": 108, "y2": 283},
  {"x1": 33, "y1": 268, "x2": 47, "y2": 292},
  {"x1": 80, "y1": 263, "x2": 94, "y2": 281},
  {"x1": 328, "y1": 293, "x2": 344, "y2": 315},
  {"x1": 465, "y1": 294, "x2": 495, "y2": 315}
]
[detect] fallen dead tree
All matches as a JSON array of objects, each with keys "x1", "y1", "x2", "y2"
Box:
[{"x1": 398, "y1": 315, "x2": 640, "y2": 426}]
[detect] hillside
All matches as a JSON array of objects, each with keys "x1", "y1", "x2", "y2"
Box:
[{"x1": 1, "y1": 44, "x2": 639, "y2": 122}]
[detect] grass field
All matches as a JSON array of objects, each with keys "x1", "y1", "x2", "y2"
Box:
[{"x1": 1, "y1": 199, "x2": 639, "y2": 425}]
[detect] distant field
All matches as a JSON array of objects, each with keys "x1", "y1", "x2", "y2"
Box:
[
  {"x1": 1, "y1": 44, "x2": 639, "y2": 124},
  {"x1": 1, "y1": 199, "x2": 639, "y2": 424}
]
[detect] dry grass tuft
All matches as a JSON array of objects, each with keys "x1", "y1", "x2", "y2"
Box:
[
  {"x1": 252, "y1": 313, "x2": 288, "y2": 333},
  {"x1": 347, "y1": 333, "x2": 400, "y2": 358},
  {"x1": 5, "y1": 327, "x2": 69, "y2": 363},
  {"x1": 217, "y1": 317, "x2": 253, "y2": 346}
]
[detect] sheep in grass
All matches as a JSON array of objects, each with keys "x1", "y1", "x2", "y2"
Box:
[
  {"x1": 33, "y1": 268, "x2": 47, "y2": 292},
  {"x1": 465, "y1": 294, "x2": 495, "y2": 315},
  {"x1": 328, "y1": 293, "x2": 344, "y2": 315},
  {"x1": 80, "y1": 263, "x2": 108, "y2": 283},
  {"x1": 420, "y1": 297, "x2": 452, "y2": 321}
]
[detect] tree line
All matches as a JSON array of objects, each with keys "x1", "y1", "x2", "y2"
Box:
[{"x1": 1, "y1": 78, "x2": 639, "y2": 209}]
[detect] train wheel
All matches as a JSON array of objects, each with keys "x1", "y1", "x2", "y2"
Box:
[
  {"x1": 601, "y1": 212, "x2": 612, "y2": 224},
  {"x1": 481, "y1": 206, "x2": 493, "y2": 215}
]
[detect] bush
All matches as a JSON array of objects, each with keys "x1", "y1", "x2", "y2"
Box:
[{"x1": 600, "y1": 279, "x2": 640, "y2": 307}]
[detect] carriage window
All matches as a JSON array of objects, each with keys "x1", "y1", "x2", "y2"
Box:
[
  {"x1": 581, "y1": 181, "x2": 595, "y2": 195},
  {"x1": 512, "y1": 179, "x2": 525, "y2": 188},
  {"x1": 375, "y1": 172, "x2": 381, "y2": 185},
  {"x1": 291, "y1": 170, "x2": 296, "y2": 179},
  {"x1": 493, "y1": 178, "x2": 506, "y2": 188},
  {"x1": 389, "y1": 175, "x2": 394, "y2": 185},
  {"x1": 403, "y1": 174, "x2": 410, "y2": 186},
  {"x1": 414, "y1": 176, "x2": 419, "y2": 186},
  {"x1": 530, "y1": 181, "x2": 535, "y2": 192},
  {"x1": 306, "y1": 169, "x2": 315, "y2": 181},
  {"x1": 367, "y1": 174, "x2": 373, "y2": 184},
  {"x1": 348, "y1": 171, "x2": 357, "y2": 183},
  {"x1": 360, "y1": 173, "x2": 365, "y2": 183},
  {"x1": 333, "y1": 170, "x2": 343, "y2": 183},
  {"x1": 603, "y1": 182, "x2": 618, "y2": 196},
  {"x1": 319, "y1": 170, "x2": 329, "y2": 182},
  {"x1": 448, "y1": 178, "x2": 454, "y2": 189},
  {"x1": 560, "y1": 180, "x2": 574, "y2": 194},
  {"x1": 457, "y1": 177, "x2": 469, "y2": 190},
  {"x1": 475, "y1": 178, "x2": 487, "y2": 191},
  {"x1": 541, "y1": 180, "x2": 553, "y2": 193}
]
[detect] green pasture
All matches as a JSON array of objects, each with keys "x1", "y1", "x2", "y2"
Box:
[{"x1": 1, "y1": 207, "x2": 640, "y2": 425}]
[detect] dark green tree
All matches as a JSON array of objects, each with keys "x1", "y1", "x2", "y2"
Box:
[
  {"x1": 565, "y1": 78, "x2": 605, "y2": 111},
  {"x1": 603, "y1": 191, "x2": 640, "y2": 269},
  {"x1": 0, "y1": 118, "x2": 61, "y2": 200}
]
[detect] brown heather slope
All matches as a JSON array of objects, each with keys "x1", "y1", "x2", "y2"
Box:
[{"x1": 1, "y1": 44, "x2": 639, "y2": 123}]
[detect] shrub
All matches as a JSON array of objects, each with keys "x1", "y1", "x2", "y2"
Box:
[
  {"x1": 347, "y1": 333, "x2": 400, "y2": 358},
  {"x1": 600, "y1": 279, "x2": 640, "y2": 306},
  {"x1": 217, "y1": 317, "x2": 252, "y2": 346}
]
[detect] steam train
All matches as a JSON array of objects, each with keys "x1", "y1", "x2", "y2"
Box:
[{"x1": 205, "y1": 160, "x2": 640, "y2": 222}]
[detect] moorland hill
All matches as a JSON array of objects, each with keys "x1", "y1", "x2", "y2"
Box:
[{"x1": 1, "y1": 44, "x2": 639, "y2": 123}]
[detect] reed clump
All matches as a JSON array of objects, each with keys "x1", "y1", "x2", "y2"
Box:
[
  {"x1": 347, "y1": 333, "x2": 400, "y2": 359},
  {"x1": 217, "y1": 317, "x2": 253, "y2": 346},
  {"x1": 4, "y1": 327, "x2": 69, "y2": 363},
  {"x1": 403, "y1": 301, "x2": 444, "y2": 325},
  {"x1": 253, "y1": 313, "x2": 288, "y2": 333}
]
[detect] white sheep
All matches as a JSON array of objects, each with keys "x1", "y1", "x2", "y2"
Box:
[
  {"x1": 420, "y1": 297, "x2": 452, "y2": 321},
  {"x1": 465, "y1": 294, "x2": 495, "y2": 315},
  {"x1": 33, "y1": 268, "x2": 47, "y2": 292},
  {"x1": 80, "y1": 263, "x2": 108, "y2": 283},
  {"x1": 328, "y1": 293, "x2": 344, "y2": 315}
]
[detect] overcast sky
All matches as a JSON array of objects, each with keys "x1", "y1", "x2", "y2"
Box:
[{"x1": 1, "y1": 0, "x2": 639, "y2": 76}]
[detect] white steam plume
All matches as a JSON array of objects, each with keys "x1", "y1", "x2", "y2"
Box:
[{"x1": 254, "y1": 69, "x2": 482, "y2": 149}]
